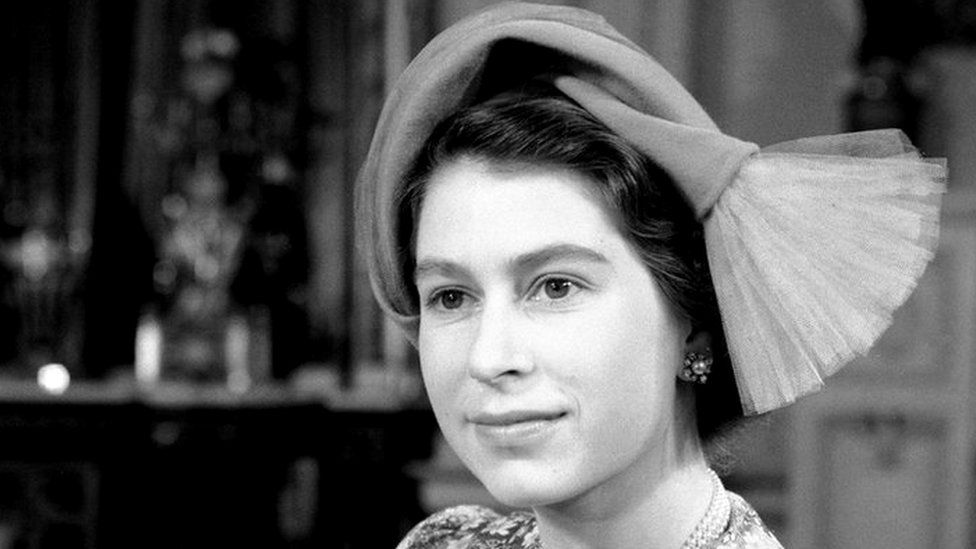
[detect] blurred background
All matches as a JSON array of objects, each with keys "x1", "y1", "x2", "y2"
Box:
[{"x1": 0, "y1": 0, "x2": 973, "y2": 547}]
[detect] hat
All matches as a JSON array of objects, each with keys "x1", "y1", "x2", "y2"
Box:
[{"x1": 356, "y1": 2, "x2": 945, "y2": 414}]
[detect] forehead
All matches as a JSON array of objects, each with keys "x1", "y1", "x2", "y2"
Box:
[{"x1": 415, "y1": 158, "x2": 627, "y2": 262}]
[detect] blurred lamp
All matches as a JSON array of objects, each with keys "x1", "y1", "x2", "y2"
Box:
[{"x1": 37, "y1": 363, "x2": 70, "y2": 395}]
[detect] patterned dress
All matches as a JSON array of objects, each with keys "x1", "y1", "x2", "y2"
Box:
[{"x1": 396, "y1": 481, "x2": 783, "y2": 549}]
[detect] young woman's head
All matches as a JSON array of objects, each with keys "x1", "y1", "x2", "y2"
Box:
[
  {"x1": 358, "y1": 2, "x2": 941, "y2": 519},
  {"x1": 397, "y1": 86, "x2": 743, "y2": 506}
]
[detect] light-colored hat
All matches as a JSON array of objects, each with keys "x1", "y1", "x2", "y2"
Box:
[{"x1": 356, "y1": 2, "x2": 945, "y2": 414}]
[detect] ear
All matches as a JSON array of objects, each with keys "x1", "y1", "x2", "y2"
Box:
[
  {"x1": 684, "y1": 326, "x2": 712, "y2": 353},
  {"x1": 678, "y1": 327, "x2": 712, "y2": 374},
  {"x1": 676, "y1": 327, "x2": 714, "y2": 383}
]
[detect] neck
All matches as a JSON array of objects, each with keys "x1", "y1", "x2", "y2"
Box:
[{"x1": 533, "y1": 387, "x2": 713, "y2": 549}]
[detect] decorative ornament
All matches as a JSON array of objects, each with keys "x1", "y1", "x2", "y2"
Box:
[{"x1": 680, "y1": 351, "x2": 714, "y2": 385}]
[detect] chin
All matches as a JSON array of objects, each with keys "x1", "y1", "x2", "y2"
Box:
[
  {"x1": 487, "y1": 483, "x2": 565, "y2": 509},
  {"x1": 477, "y1": 464, "x2": 584, "y2": 509}
]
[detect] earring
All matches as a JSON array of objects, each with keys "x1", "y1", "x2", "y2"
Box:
[{"x1": 679, "y1": 350, "x2": 713, "y2": 384}]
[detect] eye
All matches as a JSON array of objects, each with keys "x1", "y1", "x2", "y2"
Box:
[
  {"x1": 543, "y1": 278, "x2": 573, "y2": 299},
  {"x1": 428, "y1": 289, "x2": 468, "y2": 311},
  {"x1": 530, "y1": 277, "x2": 582, "y2": 303}
]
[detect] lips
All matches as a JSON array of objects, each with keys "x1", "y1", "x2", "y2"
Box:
[
  {"x1": 469, "y1": 409, "x2": 567, "y2": 426},
  {"x1": 468, "y1": 408, "x2": 568, "y2": 446}
]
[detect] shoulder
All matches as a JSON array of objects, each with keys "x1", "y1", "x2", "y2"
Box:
[
  {"x1": 396, "y1": 505, "x2": 540, "y2": 549},
  {"x1": 395, "y1": 505, "x2": 499, "y2": 549},
  {"x1": 712, "y1": 491, "x2": 784, "y2": 549}
]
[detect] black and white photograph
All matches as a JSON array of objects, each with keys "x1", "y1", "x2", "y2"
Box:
[{"x1": 1, "y1": 1, "x2": 974, "y2": 547}]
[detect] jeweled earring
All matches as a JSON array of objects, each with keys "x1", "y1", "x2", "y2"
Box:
[{"x1": 679, "y1": 350, "x2": 713, "y2": 384}]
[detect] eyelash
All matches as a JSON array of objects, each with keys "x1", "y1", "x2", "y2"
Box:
[
  {"x1": 528, "y1": 276, "x2": 582, "y2": 303},
  {"x1": 425, "y1": 288, "x2": 469, "y2": 311},
  {"x1": 423, "y1": 276, "x2": 585, "y2": 313}
]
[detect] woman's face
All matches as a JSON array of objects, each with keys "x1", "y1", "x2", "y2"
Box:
[{"x1": 414, "y1": 158, "x2": 690, "y2": 508}]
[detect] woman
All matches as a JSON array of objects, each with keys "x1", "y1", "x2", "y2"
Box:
[{"x1": 355, "y1": 4, "x2": 944, "y2": 548}]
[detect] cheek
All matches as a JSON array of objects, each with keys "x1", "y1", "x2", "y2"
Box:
[
  {"x1": 417, "y1": 329, "x2": 466, "y2": 419},
  {"x1": 558, "y1": 292, "x2": 684, "y2": 426},
  {"x1": 561, "y1": 293, "x2": 681, "y2": 378}
]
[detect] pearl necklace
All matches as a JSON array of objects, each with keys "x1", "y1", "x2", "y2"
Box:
[{"x1": 680, "y1": 469, "x2": 731, "y2": 549}]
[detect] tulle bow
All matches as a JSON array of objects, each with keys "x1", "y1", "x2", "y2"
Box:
[{"x1": 706, "y1": 130, "x2": 945, "y2": 414}]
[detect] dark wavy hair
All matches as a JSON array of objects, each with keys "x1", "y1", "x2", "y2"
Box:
[{"x1": 398, "y1": 84, "x2": 745, "y2": 445}]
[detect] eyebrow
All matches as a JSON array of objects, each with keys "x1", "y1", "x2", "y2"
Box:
[{"x1": 414, "y1": 243, "x2": 610, "y2": 282}]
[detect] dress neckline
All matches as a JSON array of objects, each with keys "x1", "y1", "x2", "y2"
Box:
[{"x1": 680, "y1": 468, "x2": 731, "y2": 548}]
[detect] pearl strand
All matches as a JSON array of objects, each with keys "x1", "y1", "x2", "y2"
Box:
[{"x1": 681, "y1": 469, "x2": 731, "y2": 549}]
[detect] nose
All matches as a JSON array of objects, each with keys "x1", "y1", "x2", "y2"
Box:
[{"x1": 466, "y1": 303, "x2": 534, "y2": 384}]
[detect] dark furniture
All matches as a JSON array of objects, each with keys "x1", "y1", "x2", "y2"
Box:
[{"x1": 0, "y1": 381, "x2": 437, "y2": 549}]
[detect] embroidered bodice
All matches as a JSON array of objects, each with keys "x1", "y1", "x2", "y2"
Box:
[{"x1": 396, "y1": 473, "x2": 783, "y2": 549}]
